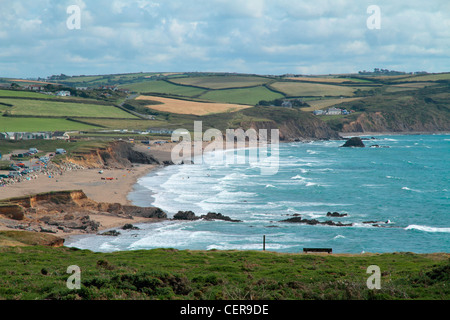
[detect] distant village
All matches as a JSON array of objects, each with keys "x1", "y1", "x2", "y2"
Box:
[{"x1": 0, "y1": 128, "x2": 175, "y2": 141}]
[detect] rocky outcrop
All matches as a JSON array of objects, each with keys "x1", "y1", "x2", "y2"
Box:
[
  {"x1": 173, "y1": 211, "x2": 241, "y2": 222},
  {"x1": 341, "y1": 137, "x2": 365, "y2": 147},
  {"x1": 201, "y1": 212, "x2": 242, "y2": 222},
  {"x1": 65, "y1": 141, "x2": 160, "y2": 169},
  {"x1": 327, "y1": 212, "x2": 348, "y2": 217},
  {"x1": 0, "y1": 190, "x2": 167, "y2": 235},
  {"x1": 0, "y1": 204, "x2": 25, "y2": 220},
  {"x1": 280, "y1": 217, "x2": 353, "y2": 227},
  {"x1": 173, "y1": 211, "x2": 198, "y2": 220}
]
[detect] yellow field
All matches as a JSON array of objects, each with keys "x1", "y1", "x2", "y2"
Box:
[
  {"x1": 302, "y1": 97, "x2": 362, "y2": 111},
  {"x1": 136, "y1": 95, "x2": 252, "y2": 116}
]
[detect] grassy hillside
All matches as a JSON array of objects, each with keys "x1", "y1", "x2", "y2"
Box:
[
  {"x1": 323, "y1": 85, "x2": 450, "y2": 132},
  {"x1": 200, "y1": 86, "x2": 284, "y2": 105},
  {"x1": 168, "y1": 75, "x2": 273, "y2": 89},
  {"x1": 124, "y1": 80, "x2": 207, "y2": 97},
  {"x1": 0, "y1": 243, "x2": 448, "y2": 300},
  {"x1": 0, "y1": 117, "x2": 100, "y2": 132},
  {"x1": 1, "y1": 98, "x2": 137, "y2": 119}
]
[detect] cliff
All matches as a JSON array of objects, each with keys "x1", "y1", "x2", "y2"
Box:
[
  {"x1": 340, "y1": 111, "x2": 450, "y2": 133},
  {"x1": 65, "y1": 141, "x2": 160, "y2": 169},
  {"x1": 239, "y1": 106, "x2": 341, "y2": 141},
  {"x1": 329, "y1": 87, "x2": 450, "y2": 134},
  {"x1": 0, "y1": 190, "x2": 167, "y2": 235}
]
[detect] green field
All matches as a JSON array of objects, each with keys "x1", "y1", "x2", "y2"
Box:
[
  {"x1": 268, "y1": 81, "x2": 367, "y2": 97},
  {"x1": 0, "y1": 98, "x2": 137, "y2": 119},
  {"x1": 0, "y1": 241, "x2": 448, "y2": 300},
  {"x1": 199, "y1": 86, "x2": 284, "y2": 105},
  {"x1": 76, "y1": 118, "x2": 170, "y2": 130},
  {"x1": 122, "y1": 80, "x2": 207, "y2": 97},
  {"x1": 392, "y1": 72, "x2": 450, "y2": 82},
  {"x1": 169, "y1": 75, "x2": 273, "y2": 89},
  {"x1": 0, "y1": 117, "x2": 99, "y2": 132},
  {"x1": 0, "y1": 90, "x2": 55, "y2": 99}
]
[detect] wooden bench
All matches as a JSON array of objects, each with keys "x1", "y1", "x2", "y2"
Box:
[{"x1": 303, "y1": 248, "x2": 332, "y2": 254}]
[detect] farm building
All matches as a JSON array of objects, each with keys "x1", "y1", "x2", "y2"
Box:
[
  {"x1": 326, "y1": 107, "x2": 342, "y2": 115},
  {"x1": 52, "y1": 131, "x2": 71, "y2": 140},
  {"x1": 25, "y1": 84, "x2": 45, "y2": 91},
  {"x1": 56, "y1": 90, "x2": 71, "y2": 97}
]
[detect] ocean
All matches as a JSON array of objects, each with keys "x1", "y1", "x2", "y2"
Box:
[{"x1": 65, "y1": 134, "x2": 450, "y2": 254}]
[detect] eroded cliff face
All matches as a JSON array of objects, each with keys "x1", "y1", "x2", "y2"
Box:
[
  {"x1": 65, "y1": 141, "x2": 160, "y2": 169},
  {"x1": 241, "y1": 118, "x2": 340, "y2": 141},
  {"x1": 340, "y1": 112, "x2": 450, "y2": 133},
  {"x1": 0, "y1": 190, "x2": 167, "y2": 235}
]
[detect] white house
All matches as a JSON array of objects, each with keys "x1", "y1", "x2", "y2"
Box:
[
  {"x1": 56, "y1": 90, "x2": 71, "y2": 97},
  {"x1": 327, "y1": 107, "x2": 342, "y2": 115}
]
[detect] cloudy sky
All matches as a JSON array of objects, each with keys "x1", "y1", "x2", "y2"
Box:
[{"x1": 1, "y1": 0, "x2": 449, "y2": 78}]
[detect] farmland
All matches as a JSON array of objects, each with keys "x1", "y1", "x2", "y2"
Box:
[
  {"x1": 0, "y1": 89, "x2": 56, "y2": 99},
  {"x1": 168, "y1": 75, "x2": 273, "y2": 89},
  {"x1": 0, "y1": 117, "x2": 99, "y2": 132},
  {"x1": 0, "y1": 98, "x2": 137, "y2": 119},
  {"x1": 268, "y1": 81, "x2": 371, "y2": 97},
  {"x1": 122, "y1": 80, "x2": 207, "y2": 97},
  {"x1": 0, "y1": 71, "x2": 449, "y2": 135},
  {"x1": 285, "y1": 76, "x2": 373, "y2": 84},
  {"x1": 136, "y1": 95, "x2": 252, "y2": 116},
  {"x1": 200, "y1": 86, "x2": 284, "y2": 105}
]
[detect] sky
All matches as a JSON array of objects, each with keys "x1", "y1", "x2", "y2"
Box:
[{"x1": 1, "y1": 0, "x2": 450, "y2": 78}]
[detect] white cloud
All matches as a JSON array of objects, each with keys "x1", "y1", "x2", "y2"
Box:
[{"x1": 0, "y1": 0, "x2": 450, "y2": 77}]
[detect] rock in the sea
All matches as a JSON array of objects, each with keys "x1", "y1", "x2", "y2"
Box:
[
  {"x1": 281, "y1": 216, "x2": 353, "y2": 227},
  {"x1": 200, "y1": 212, "x2": 242, "y2": 222},
  {"x1": 327, "y1": 211, "x2": 348, "y2": 217},
  {"x1": 173, "y1": 211, "x2": 199, "y2": 220},
  {"x1": 122, "y1": 223, "x2": 139, "y2": 230},
  {"x1": 341, "y1": 137, "x2": 365, "y2": 148},
  {"x1": 100, "y1": 230, "x2": 121, "y2": 236}
]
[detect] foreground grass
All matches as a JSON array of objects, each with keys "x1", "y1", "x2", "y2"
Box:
[{"x1": 0, "y1": 245, "x2": 448, "y2": 300}]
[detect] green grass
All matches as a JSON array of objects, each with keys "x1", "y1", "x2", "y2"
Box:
[
  {"x1": 121, "y1": 80, "x2": 207, "y2": 97},
  {"x1": 168, "y1": 75, "x2": 273, "y2": 89},
  {"x1": 75, "y1": 118, "x2": 170, "y2": 130},
  {"x1": 199, "y1": 86, "x2": 284, "y2": 105},
  {"x1": 0, "y1": 244, "x2": 448, "y2": 300},
  {"x1": 0, "y1": 98, "x2": 137, "y2": 119},
  {"x1": 0, "y1": 117, "x2": 99, "y2": 132},
  {"x1": 268, "y1": 81, "x2": 368, "y2": 97},
  {"x1": 0, "y1": 90, "x2": 56, "y2": 99},
  {"x1": 392, "y1": 72, "x2": 450, "y2": 82},
  {"x1": 0, "y1": 139, "x2": 108, "y2": 157}
]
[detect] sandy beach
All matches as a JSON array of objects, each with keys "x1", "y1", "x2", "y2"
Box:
[
  {"x1": 0, "y1": 139, "x2": 271, "y2": 237},
  {"x1": 0, "y1": 141, "x2": 178, "y2": 236}
]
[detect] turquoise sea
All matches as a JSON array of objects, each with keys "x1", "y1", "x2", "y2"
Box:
[{"x1": 65, "y1": 134, "x2": 450, "y2": 254}]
